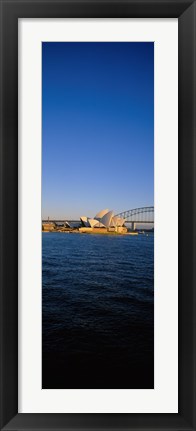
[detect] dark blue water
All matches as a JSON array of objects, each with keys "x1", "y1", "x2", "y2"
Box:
[{"x1": 42, "y1": 232, "x2": 154, "y2": 389}]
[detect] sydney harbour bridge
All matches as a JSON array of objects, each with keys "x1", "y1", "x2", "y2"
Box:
[
  {"x1": 115, "y1": 206, "x2": 154, "y2": 230},
  {"x1": 43, "y1": 206, "x2": 154, "y2": 231}
]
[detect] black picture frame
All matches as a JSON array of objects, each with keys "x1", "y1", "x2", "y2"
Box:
[{"x1": 0, "y1": 0, "x2": 196, "y2": 430}]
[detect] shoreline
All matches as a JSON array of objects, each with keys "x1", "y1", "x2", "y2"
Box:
[{"x1": 42, "y1": 230, "x2": 154, "y2": 236}]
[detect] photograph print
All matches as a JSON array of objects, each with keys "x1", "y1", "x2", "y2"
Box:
[{"x1": 42, "y1": 42, "x2": 154, "y2": 389}]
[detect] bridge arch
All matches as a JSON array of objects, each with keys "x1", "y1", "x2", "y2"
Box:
[{"x1": 115, "y1": 206, "x2": 154, "y2": 225}]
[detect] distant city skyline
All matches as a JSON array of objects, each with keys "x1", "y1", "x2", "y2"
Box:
[{"x1": 42, "y1": 42, "x2": 154, "y2": 219}]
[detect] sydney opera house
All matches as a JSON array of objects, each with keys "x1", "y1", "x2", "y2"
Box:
[{"x1": 80, "y1": 209, "x2": 127, "y2": 233}]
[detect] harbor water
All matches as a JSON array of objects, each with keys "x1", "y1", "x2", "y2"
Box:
[{"x1": 42, "y1": 232, "x2": 154, "y2": 389}]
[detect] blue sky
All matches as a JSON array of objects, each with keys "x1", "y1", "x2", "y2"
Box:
[{"x1": 42, "y1": 42, "x2": 154, "y2": 219}]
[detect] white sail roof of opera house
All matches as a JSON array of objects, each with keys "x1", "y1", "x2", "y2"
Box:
[
  {"x1": 80, "y1": 209, "x2": 125, "y2": 229},
  {"x1": 111, "y1": 216, "x2": 125, "y2": 227},
  {"x1": 94, "y1": 209, "x2": 109, "y2": 220},
  {"x1": 80, "y1": 216, "x2": 89, "y2": 227},
  {"x1": 88, "y1": 219, "x2": 100, "y2": 228},
  {"x1": 100, "y1": 210, "x2": 114, "y2": 228}
]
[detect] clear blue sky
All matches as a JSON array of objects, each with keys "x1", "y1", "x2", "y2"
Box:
[{"x1": 42, "y1": 42, "x2": 154, "y2": 219}]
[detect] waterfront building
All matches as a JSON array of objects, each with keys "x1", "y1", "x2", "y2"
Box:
[
  {"x1": 42, "y1": 222, "x2": 56, "y2": 232},
  {"x1": 80, "y1": 209, "x2": 127, "y2": 233}
]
